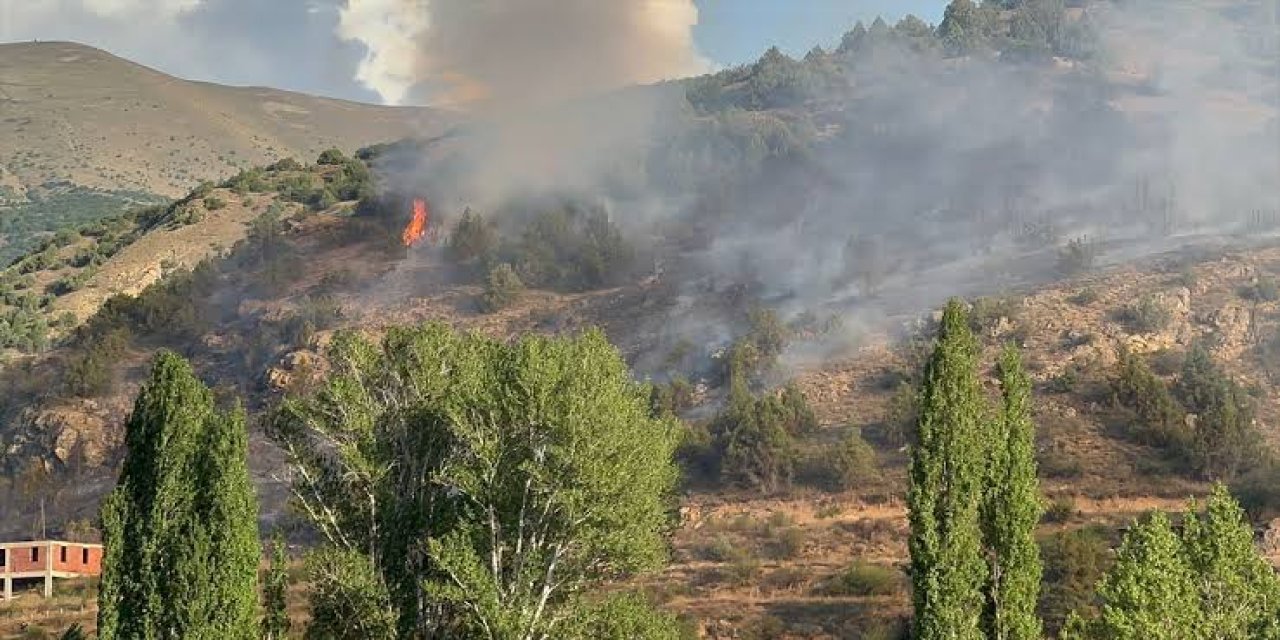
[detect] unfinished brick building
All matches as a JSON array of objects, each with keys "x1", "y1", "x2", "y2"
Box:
[{"x1": 1, "y1": 540, "x2": 103, "y2": 600}]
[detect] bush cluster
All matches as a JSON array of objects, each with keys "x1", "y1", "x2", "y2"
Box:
[{"x1": 1110, "y1": 345, "x2": 1265, "y2": 480}]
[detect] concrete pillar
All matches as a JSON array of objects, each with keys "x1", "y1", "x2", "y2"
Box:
[
  {"x1": 2, "y1": 576, "x2": 10, "y2": 601},
  {"x1": 43, "y1": 542, "x2": 53, "y2": 598}
]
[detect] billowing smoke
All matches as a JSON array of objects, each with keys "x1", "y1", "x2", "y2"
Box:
[
  {"x1": 366, "y1": 0, "x2": 1280, "y2": 375},
  {"x1": 336, "y1": 0, "x2": 709, "y2": 107},
  {"x1": 337, "y1": 0, "x2": 429, "y2": 106}
]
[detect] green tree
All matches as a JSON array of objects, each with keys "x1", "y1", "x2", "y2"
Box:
[
  {"x1": 190, "y1": 401, "x2": 260, "y2": 638},
  {"x1": 715, "y1": 390, "x2": 798, "y2": 492},
  {"x1": 304, "y1": 547, "x2": 397, "y2": 640},
  {"x1": 1181, "y1": 484, "x2": 1280, "y2": 639},
  {"x1": 1089, "y1": 511, "x2": 1201, "y2": 639},
  {"x1": 97, "y1": 352, "x2": 260, "y2": 640},
  {"x1": 908, "y1": 299, "x2": 987, "y2": 640},
  {"x1": 1177, "y1": 344, "x2": 1262, "y2": 480},
  {"x1": 938, "y1": 0, "x2": 998, "y2": 56},
  {"x1": 561, "y1": 592, "x2": 685, "y2": 640},
  {"x1": 981, "y1": 346, "x2": 1043, "y2": 640},
  {"x1": 446, "y1": 208, "x2": 497, "y2": 267},
  {"x1": 480, "y1": 262, "x2": 524, "y2": 313},
  {"x1": 272, "y1": 323, "x2": 680, "y2": 639},
  {"x1": 262, "y1": 535, "x2": 292, "y2": 640}
]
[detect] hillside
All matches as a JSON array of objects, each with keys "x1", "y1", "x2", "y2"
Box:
[
  {"x1": 0, "y1": 41, "x2": 447, "y2": 262},
  {"x1": 4, "y1": 172, "x2": 1278, "y2": 636},
  {"x1": 5, "y1": 2, "x2": 1280, "y2": 637}
]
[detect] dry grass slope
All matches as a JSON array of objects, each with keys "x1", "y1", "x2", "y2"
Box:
[{"x1": 0, "y1": 41, "x2": 446, "y2": 200}]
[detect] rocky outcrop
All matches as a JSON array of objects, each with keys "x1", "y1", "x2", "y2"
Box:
[{"x1": 4, "y1": 398, "x2": 127, "y2": 474}]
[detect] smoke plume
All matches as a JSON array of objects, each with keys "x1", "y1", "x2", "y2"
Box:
[
  {"x1": 336, "y1": 0, "x2": 709, "y2": 107},
  {"x1": 337, "y1": 0, "x2": 429, "y2": 106}
]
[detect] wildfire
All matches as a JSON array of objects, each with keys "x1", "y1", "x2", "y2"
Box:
[{"x1": 403, "y1": 198, "x2": 429, "y2": 246}]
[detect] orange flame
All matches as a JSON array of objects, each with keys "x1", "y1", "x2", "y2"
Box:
[{"x1": 403, "y1": 198, "x2": 429, "y2": 246}]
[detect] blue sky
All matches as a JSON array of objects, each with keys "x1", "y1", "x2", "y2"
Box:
[{"x1": 694, "y1": 0, "x2": 948, "y2": 66}]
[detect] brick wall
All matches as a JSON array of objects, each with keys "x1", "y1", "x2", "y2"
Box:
[
  {"x1": 1, "y1": 542, "x2": 103, "y2": 576},
  {"x1": 2, "y1": 543, "x2": 48, "y2": 574},
  {"x1": 50, "y1": 543, "x2": 102, "y2": 575}
]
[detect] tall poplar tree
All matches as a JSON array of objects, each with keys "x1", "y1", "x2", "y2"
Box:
[
  {"x1": 981, "y1": 345, "x2": 1043, "y2": 640},
  {"x1": 908, "y1": 300, "x2": 988, "y2": 640},
  {"x1": 1181, "y1": 484, "x2": 1280, "y2": 639},
  {"x1": 97, "y1": 352, "x2": 260, "y2": 640},
  {"x1": 191, "y1": 403, "x2": 260, "y2": 638},
  {"x1": 1091, "y1": 511, "x2": 1201, "y2": 639}
]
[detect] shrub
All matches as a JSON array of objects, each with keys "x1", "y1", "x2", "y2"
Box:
[
  {"x1": 650, "y1": 376, "x2": 695, "y2": 417},
  {"x1": 712, "y1": 388, "x2": 801, "y2": 492},
  {"x1": 765, "y1": 527, "x2": 806, "y2": 560},
  {"x1": 1116, "y1": 294, "x2": 1172, "y2": 333},
  {"x1": 279, "y1": 295, "x2": 343, "y2": 348},
  {"x1": 675, "y1": 422, "x2": 720, "y2": 483},
  {"x1": 746, "y1": 307, "x2": 789, "y2": 364},
  {"x1": 693, "y1": 536, "x2": 740, "y2": 563},
  {"x1": 969, "y1": 295, "x2": 1020, "y2": 334},
  {"x1": 1239, "y1": 276, "x2": 1279, "y2": 302},
  {"x1": 1046, "y1": 367, "x2": 1080, "y2": 394},
  {"x1": 304, "y1": 547, "x2": 397, "y2": 639},
  {"x1": 1042, "y1": 496, "x2": 1076, "y2": 523},
  {"x1": 1175, "y1": 344, "x2": 1265, "y2": 480},
  {"x1": 316, "y1": 148, "x2": 347, "y2": 165},
  {"x1": 1231, "y1": 461, "x2": 1280, "y2": 520},
  {"x1": 203, "y1": 196, "x2": 226, "y2": 211},
  {"x1": 508, "y1": 204, "x2": 635, "y2": 292},
  {"x1": 722, "y1": 552, "x2": 762, "y2": 587},
  {"x1": 269, "y1": 157, "x2": 304, "y2": 172},
  {"x1": 821, "y1": 562, "x2": 905, "y2": 597},
  {"x1": 1110, "y1": 348, "x2": 1186, "y2": 449},
  {"x1": 1038, "y1": 526, "x2": 1113, "y2": 636},
  {"x1": 1037, "y1": 445, "x2": 1084, "y2": 479},
  {"x1": 802, "y1": 429, "x2": 877, "y2": 492},
  {"x1": 879, "y1": 381, "x2": 918, "y2": 447},
  {"x1": 480, "y1": 263, "x2": 524, "y2": 313},
  {"x1": 446, "y1": 208, "x2": 499, "y2": 269},
  {"x1": 1057, "y1": 236, "x2": 1097, "y2": 276},
  {"x1": 63, "y1": 327, "x2": 130, "y2": 397}
]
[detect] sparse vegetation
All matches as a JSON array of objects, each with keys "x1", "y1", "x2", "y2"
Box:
[
  {"x1": 1239, "y1": 276, "x2": 1279, "y2": 302},
  {"x1": 822, "y1": 562, "x2": 906, "y2": 597},
  {"x1": 1116, "y1": 294, "x2": 1172, "y2": 334}
]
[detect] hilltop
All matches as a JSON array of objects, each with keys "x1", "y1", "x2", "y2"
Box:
[{"x1": 0, "y1": 41, "x2": 447, "y2": 262}]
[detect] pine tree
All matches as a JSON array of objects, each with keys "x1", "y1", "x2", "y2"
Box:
[
  {"x1": 96, "y1": 351, "x2": 260, "y2": 640},
  {"x1": 1091, "y1": 511, "x2": 1201, "y2": 639},
  {"x1": 981, "y1": 345, "x2": 1043, "y2": 640},
  {"x1": 1181, "y1": 484, "x2": 1280, "y2": 639},
  {"x1": 262, "y1": 535, "x2": 292, "y2": 640},
  {"x1": 909, "y1": 300, "x2": 988, "y2": 640}
]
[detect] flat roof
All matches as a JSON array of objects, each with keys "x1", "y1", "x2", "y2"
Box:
[{"x1": 0, "y1": 541, "x2": 103, "y2": 549}]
